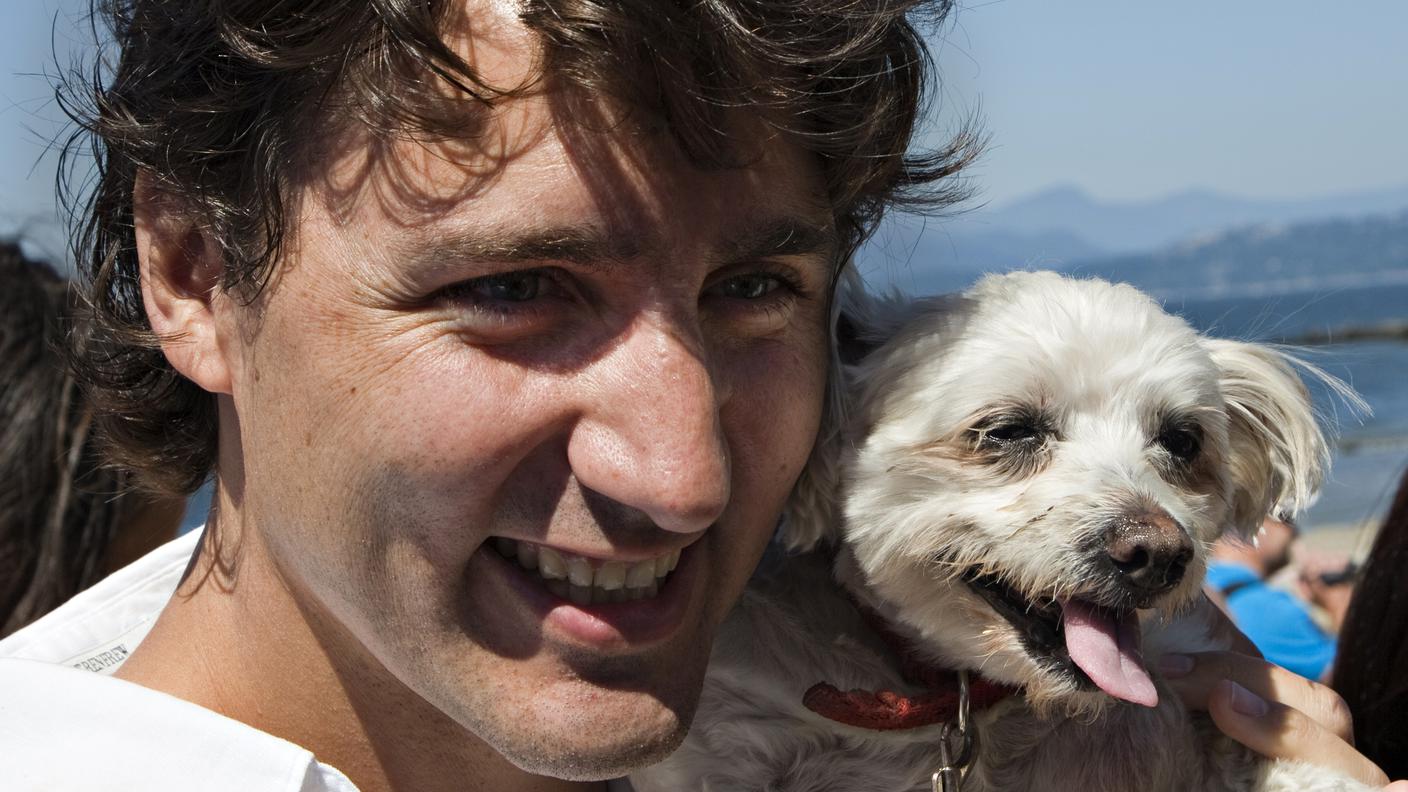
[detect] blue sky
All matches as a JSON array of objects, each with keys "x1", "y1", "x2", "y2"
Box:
[
  {"x1": 2, "y1": 0, "x2": 1406, "y2": 261},
  {"x1": 0, "y1": 0, "x2": 90, "y2": 261},
  {"x1": 927, "y1": 0, "x2": 1408, "y2": 205}
]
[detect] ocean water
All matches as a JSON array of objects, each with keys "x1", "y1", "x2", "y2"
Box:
[{"x1": 1166, "y1": 282, "x2": 1408, "y2": 531}]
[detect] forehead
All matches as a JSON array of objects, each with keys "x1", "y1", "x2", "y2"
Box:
[
  {"x1": 302, "y1": 5, "x2": 831, "y2": 264},
  {"x1": 305, "y1": 98, "x2": 830, "y2": 273}
]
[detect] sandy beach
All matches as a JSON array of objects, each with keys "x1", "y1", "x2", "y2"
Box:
[{"x1": 1300, "y1": 520, "x2": 1383, "y2": 559}]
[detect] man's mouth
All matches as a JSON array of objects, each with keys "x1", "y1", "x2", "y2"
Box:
[
  {"x1": 492, "y1": 538, "x2": 681, "y2": 606},
  {"x1": 961, "y1": 568, "x2": 1158, "y2": 707}
]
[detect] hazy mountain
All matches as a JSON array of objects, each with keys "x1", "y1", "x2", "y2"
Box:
[
  {"x1": 865, "y1": 209, "x2": 1408, "y2": 302},
  {"x1": 1066, "y1": 210, "x2": 1408, "y2": 300},
  {"x1": 855, "y1": 215, "x2": 1102, "y2": 293},
  {"x1": 971, "y1": 183, "x2": 1408, "y2": 253},
  {"x1": 857, "y1": 184, "x2": 1408, "y2": 295}
]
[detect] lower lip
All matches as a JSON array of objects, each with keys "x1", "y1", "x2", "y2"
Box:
[{"x1": 474, "y1": 543, "x2": 700, "y2": 648}]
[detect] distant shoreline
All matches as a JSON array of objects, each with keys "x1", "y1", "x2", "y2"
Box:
[{"x1": 1283, "y1": 322, "x2": 1408, "y2": 345}]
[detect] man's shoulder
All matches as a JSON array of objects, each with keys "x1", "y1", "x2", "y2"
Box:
[
  {"x1": 0, "y1": 658, "x2": 357, "y2": 791},
  {"x1": 0, "y1": 528, "x2": 200, "y2": 670},
  {"x1": 0, "y1": 532, "x2": 358, "y2": 791}
]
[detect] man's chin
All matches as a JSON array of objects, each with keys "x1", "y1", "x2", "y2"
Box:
[
  {"x1": 505, "y1": 726, "x2": 688, "y2": 782},
  {"x1": 496, "y1": 687, "x2": 694, "y2": 781}
]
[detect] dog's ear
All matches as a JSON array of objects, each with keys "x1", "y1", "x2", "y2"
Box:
[
  {"x1": 780, "y1": 272, "x2": 892, "y2": 551},
  {"x1": 782, "y1": 386, "x2": 846, "y2": 551},
  {"x1": 1203, "y1": 338, "x2": 1331, "y2": 537},
  {"x1": 783, "y1": 272, "x2": 938, "y2": 550},
  {"x1": 836, "y1": 311, "x2": 882, "y2": 366},
  {"x1": 782, "y1": 322, "x2": 861, "y2": 551}
]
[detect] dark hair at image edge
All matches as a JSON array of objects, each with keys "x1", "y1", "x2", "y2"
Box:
[
  {"x1": 58, "y1": 0, "x2": 982, "y2": 494},
  {"x1": 0, "y1": 243, "x2": 129, "y2": 636},
  {"x1": 1332, "y1": 465, "x2": 1408, "y2": 777}
]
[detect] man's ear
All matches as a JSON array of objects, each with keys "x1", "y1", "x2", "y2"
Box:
[
  {"x1": 1203, "y1": 338, "x2": 1333, "y2": 537},
  {"x1": 134, "y1": 171, "x2": 234, "y2": 395}
]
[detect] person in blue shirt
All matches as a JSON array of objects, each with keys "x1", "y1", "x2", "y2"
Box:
[{"x1": 1207, "y1": 515, "x2": 1354, "y2": 681}]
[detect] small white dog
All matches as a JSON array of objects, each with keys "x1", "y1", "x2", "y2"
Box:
[{"x1": 632, "y1": 272, "x2": 1367, "y2": 791}]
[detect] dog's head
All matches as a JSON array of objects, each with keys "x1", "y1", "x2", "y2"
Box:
[{"x1": 786, "y1": 271, "x2": 1332, "y2": 712}]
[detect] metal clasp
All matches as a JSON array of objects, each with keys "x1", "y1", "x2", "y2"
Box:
[{"x1": 930, "y1": 671, "x2": 974, "y2": 792}]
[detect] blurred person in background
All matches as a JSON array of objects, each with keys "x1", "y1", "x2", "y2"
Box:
[
  {"x1": 1206, "y1": 514, "x2": 1355, "y2": 681},
  {"x1": 0, "y1": 241, "x2": 182, "y2": 637},
  {"x1": 1334, "y1": 465, "x2": 1408, "y2": 779}
]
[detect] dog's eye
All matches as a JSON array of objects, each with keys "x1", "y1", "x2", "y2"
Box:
[
  {"x1": 979, "y1": 421, "x2": 1043, "y2": 445},
  {"x1": 1157, "y1": 426, "x2": 1202, "y2": 461}
]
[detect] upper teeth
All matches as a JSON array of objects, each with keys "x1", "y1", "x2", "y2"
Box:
[{"x1": 492, "y1": 538, "x2": 680, "y2": 605}]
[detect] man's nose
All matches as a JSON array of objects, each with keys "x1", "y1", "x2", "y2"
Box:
[{"x1": 567, "y1": 318, "x2": 731, "y2": 534}]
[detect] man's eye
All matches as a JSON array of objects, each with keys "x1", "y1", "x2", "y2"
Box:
[
  {"x1": 716, "y1": 274, "x2": 783, "y2": 300},
  {"x1": 470, "y1": 272, "x2": 543, "y2": 302},
  {"x1": 438, "y1": 270, "x2": 562, "y2": 311}
]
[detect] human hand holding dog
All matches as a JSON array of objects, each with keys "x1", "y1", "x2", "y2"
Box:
[{"x1": 1161, "y1": 650, "x2": 1405, "y2": 789}]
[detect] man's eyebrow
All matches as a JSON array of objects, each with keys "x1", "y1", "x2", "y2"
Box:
[
  {"x1": 398, "y1": 216, "x2": 836, "y2": 276},
  {"x1": 720, "y1": 216, "x2": 839, "y2": 263},
  {"x1": 402, "y1": 226, "x2": 642, "y2": 272}
]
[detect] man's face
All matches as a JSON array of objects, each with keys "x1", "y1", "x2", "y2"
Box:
[{"x1": 216, "y1": 12, "x2": 833, "y2": 780}]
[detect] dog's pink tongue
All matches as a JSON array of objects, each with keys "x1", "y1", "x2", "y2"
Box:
[{"x1": 1061, "y1": 599, "x2": 1158, "y2": 707}]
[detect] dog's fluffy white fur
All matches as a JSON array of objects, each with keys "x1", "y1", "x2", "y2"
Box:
[{"x1": 631, "y1": 272, "x2": 1369, "y2": 792}]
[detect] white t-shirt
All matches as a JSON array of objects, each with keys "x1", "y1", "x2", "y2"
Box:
[{"x1": 0, "y1": 531, "x2": 634, "y2": 792}]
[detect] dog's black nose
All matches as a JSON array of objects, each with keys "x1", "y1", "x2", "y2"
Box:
[{"x1": 1105, "y1": 510, "x2": 1193, "y2": 595}]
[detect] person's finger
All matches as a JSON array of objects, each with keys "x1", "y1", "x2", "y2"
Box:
[
  {"x1": 1159, "y1": 651, "x2": 1353, "y2": 742},
  {"x1": 1205, "y1": 679, "x2": 1389, "y2": 788},
  {"x1": 1385, "y1": 782, "x2": 1408, "y2": 791}
]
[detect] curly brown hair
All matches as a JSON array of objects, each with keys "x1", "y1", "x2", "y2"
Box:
[{"x1": 61, "y1": 0, "x2": 980, "y2": 494}]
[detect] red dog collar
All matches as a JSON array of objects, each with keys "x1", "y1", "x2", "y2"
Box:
[{"x1": 802, "y1": 602, "x2": 1018, "y2": 731}]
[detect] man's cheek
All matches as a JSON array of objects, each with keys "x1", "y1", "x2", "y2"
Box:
[
  {"x1": 731, "y1": 361, "x2": 826, "y2": 487},
  {"x1": 300, "y1": 465, "x2": 477, "y2": 636},
  {"x1": 347, "y1": 463, "x2": 498, "y2": 567}
]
